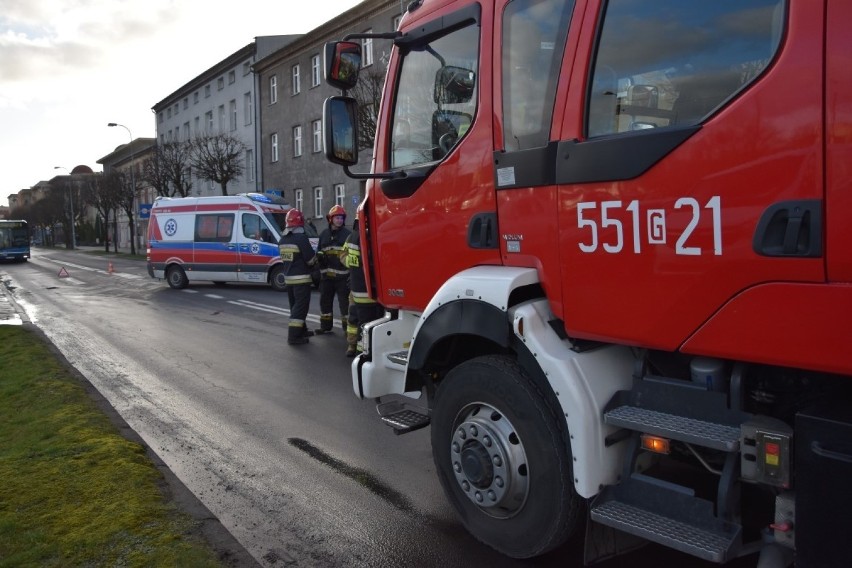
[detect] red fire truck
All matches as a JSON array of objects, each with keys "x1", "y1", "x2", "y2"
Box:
[{"x1": 322, "y1": 0, "x2": 852, "y2": 565}]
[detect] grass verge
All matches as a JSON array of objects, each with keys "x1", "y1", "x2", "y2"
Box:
[{"x1": 0, "y1": 325, "x2": 225, "y2": 567}]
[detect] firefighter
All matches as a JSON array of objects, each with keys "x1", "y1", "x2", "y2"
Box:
[
  {"x1": 341, "y1": 211, "x2": 384, "y2": 357},
  {"x1": 278, "y1": 208, "x2": 317, "y2": 345},
  {"x1": 315, "y1": 205, "x2": 351, "y2": 335}
]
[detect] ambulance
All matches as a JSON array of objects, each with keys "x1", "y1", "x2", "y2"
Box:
[{"x1": 147, "y1": 192, "x2": 314, "y2": 291}]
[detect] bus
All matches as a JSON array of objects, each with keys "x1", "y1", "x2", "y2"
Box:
[{"x1": 0, "y1": 220, "x2": 31, "y2": 262}]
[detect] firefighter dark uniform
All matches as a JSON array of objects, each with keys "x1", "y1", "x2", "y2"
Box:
[
  {"x1": 341, "y1": 218, "x2": 384, "y2": 356},
  {"x1": 279, "y1": 209, "x2": 317, "y2": 345},
  {"x1": 316, "y1": 205, "x2": 351, "y2": 334}
]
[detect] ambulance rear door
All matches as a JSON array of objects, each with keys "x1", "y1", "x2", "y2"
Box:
[{"x1": 192, "y1": 210, "x2": 239, "y2": 282}]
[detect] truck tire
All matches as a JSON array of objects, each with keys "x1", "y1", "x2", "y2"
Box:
[
  {"x1": 431, "y1": 354, "x2": 582, "y2": 558},
  {"x1": 270, "y1": 265, "x2": 287, "y2": 292},
  {"x1": 166, "y1": 265, "x2": 188, "y2": 290}
]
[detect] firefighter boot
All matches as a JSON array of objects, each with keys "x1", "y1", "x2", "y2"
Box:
[
  {"x1": 316, "y1": 313, "x2": 333, "y2": 334},
  {"x1": 345, "y1": 321, "x2": 359, "y2": 357},
  {"x1": 288, "y1": 325, "x2": 309, "y2": 345}
]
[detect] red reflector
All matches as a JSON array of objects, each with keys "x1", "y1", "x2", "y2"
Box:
[{"x1": 766, "y1": 442, "x2": 780, "y2": 455}]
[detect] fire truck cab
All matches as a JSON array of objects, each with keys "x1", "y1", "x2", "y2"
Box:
[{"x1": 323, "y1": 0, "x2": 852, "y2": 565}]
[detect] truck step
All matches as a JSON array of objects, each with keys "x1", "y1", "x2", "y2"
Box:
[
  {"x1": 386, "y1": 350, "x2": 409, "y2": 367},
  {"x1": 376, "y1": 397, "x2": 430, "y2": 435},
  {"x1": 591, "y1": 475, "x2": 741, "y2": 563},
  {"x1": 605, "y1": 405, "x2": 741, "y2": 451}
]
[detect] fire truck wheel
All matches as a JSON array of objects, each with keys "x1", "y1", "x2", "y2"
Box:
[
  {"x1": 431, "y1": 354, "x2": 582, "y2": 559},
  {"x1": 270, "y1": 265, "x2": 287, "y2": 292},
  {"x1": 166, "y1": 265, "x2": 189, "y2": 290}
]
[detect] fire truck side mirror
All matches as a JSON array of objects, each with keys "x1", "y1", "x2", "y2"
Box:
[
  {"x1": 434, "y1": 65, "x2": 475, "y2": 104},
  {"x1": 323, "y1": 96, "x2": 359, "y2": 167},
  {"x1": 324, "y1": 41, "x2": 361, "y2": 91}
]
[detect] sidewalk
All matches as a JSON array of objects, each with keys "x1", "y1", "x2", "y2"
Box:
[{"x1": 0, "y1": 280, "x2": 24, "y2": 325}]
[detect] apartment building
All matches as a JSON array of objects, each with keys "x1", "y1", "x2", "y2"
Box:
[
  {"x1": 151, "y1": 35, "x2": 300, "y2": 197},
  {"x1": 253, "y1": 0, "x2": 403, "y2": 222}
]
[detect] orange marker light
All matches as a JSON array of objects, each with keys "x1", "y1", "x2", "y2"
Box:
[{"x1": 641, "y1": 434, "x2": 671, "y2": 454}]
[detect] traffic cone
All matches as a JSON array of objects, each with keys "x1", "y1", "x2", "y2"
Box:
[{"x1": 108, "y1": 261, "x2": 114, "y2": 275}]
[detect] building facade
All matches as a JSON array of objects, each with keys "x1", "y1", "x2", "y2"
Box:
[
  {"x1": 97, "y1": 139, "x2": 156, "y2": 250},
  {"x1": 151, "y1": 35, "x2": 300, "y2": 197},
  {"x1": 254, "y1": 0, "x2": 403, "y2": 223}
]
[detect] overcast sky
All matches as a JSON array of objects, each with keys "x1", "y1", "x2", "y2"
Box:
[{"x1": 1, "y1": 0, "x2": 365, "y2": 206}]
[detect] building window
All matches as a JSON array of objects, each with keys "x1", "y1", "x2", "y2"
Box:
[
  {"x1": 363, "y1": 31, "x2": 374, "y2": 67},
  {"x1": 205, "y1": 85, "x2": 211, "y2": 98},
  {"x1": 393, "y1": 14, "x2": 402, "y2": 30},
  {"x1": 158, "y1": 112, "x2": 164, "y2": 123},
  {"x1": 243, "y1": 61, "x2": 251, "y2": 75},
  {"x1": 312, "y1": 119, "x2": 322, "y2": 153},
  {"x1": 313, "y1": 187, "x2": 323, "y2": 218},
  {"x1": 295, "y1": 189, "x2": 303, "y2": 212},
  {"x1": 270, "y1": 75, "x2": 278, "y2": 104},
  {"x1": 292, "y1": 64, "x2": 300, "y2": 95},
  {"x1": 229, "y1": 99, "x2": 237, "y2": 131},
  {"x1": 271, "y1": 133, "x2": 279, "y2": 162},
  {"x1": 183, "y1": 97, "x2": 188, "y2": 109},
  {"x1": 174, "y1": 103, "x2": 179, "y2": 115},
  {"x1": 228, "y1": 70, "x2": 236, "y2": 84},
  {"x1": 246, "y1": 149, "x2": 255, "y2": 182},
  {"x1": 193, "y1": 91, "x2": 199, "y2": 104},
  {"x1": 334, "y1": 183, "x2": 345, "y2": 207},
  {"x1": 218, "y1": 76, "x2": 225, "y2": 90},
  {"x1": 167, "y1": 107, "x2": 172, "y2": 119},
  {"x1": 218, "y1": 104, "x2": 226, "y2": 131},
  {"x1": 206, "y1": 111, "x2": 214, "y2": 131},
  {"x1": 194, "y1": 116, "x2": 200, "y2": 133},
  {"x1": 183, "y1": 122, "x2": 190, "y2": 141},
  {"x1": 311, "y1": 54, "x2": 321, "y2": 87},
  {"x1": 244, "y1": 92, "x2": 252, "y2": 125},
  {"x1": 293, "y1": 125, "x2": 302, "y2": 157}
]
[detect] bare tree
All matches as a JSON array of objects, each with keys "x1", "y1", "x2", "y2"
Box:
[
  {"x1": 142, "y1": 141, "x2": 193, "y2": 197},
  {"x1": 82, "y1": 172, "x2": 121, "y2": 252},
  {"x1": 52, "y1": 179, "x2": 83, "y2": 249},
  {"x1": 189, "y1": 132, "x2": 246, "y2": 196},
  {"x1": 112, "y1": 171, "x2": 139, "y2": 255},
  {"x1": 38, "y1": 190, "x2": 67, "y2": 247}
]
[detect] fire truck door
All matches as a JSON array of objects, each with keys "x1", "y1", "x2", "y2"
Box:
[
  {"x1": 369, "y1": 1, "x2": 501, "y2": 309},
  {"x1": 555, "y1": 0, "x2": 825, "y2": 351},
  {"x1": 492, "y1": 0, "x2": 582, "y2": 318}
]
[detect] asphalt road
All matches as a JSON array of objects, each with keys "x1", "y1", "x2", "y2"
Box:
[{"x1": 0, "y1": 248, "x2": 760, "y2": 568}]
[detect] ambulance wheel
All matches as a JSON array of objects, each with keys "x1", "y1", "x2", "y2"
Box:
[
  {"x1": 431, "y1": 354, "x2": 582, "y2": 559},
  {"x1": 166, "y1": 265, "x2": 188, "y2": 290},
  {"x1": 270, "y1": 266, "x2": 287, "y2": 292}
]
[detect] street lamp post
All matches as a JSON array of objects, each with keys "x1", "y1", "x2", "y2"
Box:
[
  {"x1": 54, "y1": 166, "x2": 76, "y2": 250},
  {"x1": 108, "y1": 122, "x2": 136, "y2": 251}
]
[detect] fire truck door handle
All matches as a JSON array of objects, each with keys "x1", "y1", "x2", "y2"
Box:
[
  {"x1": 227, "y1": 244, "x2": 237, "y2": 250},
  {"x1": 467, "y1": 212, "x2": 497, "y2": 249},
  {"x1": 752, "y1": 199, "x2": 822, "y2": 258}
]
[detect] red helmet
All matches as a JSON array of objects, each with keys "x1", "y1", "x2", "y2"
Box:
[
  {"x1": 285, "y1": 208, "x2": 305, "y2": 228},
  {"x1": 327, "y1": 204, "x2": 347, "y2": 222}
]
